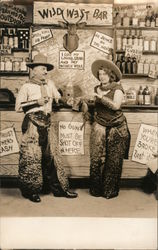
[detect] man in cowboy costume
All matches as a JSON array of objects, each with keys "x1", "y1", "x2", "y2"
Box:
[{"x1": 16, "y1": 53, "x2": 78, "y2": 202}]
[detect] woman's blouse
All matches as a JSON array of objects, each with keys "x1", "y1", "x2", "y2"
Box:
[
  {"x1": 94, "y1": 82, "x2": 125, "y2": 127},
  {"x1": 15, "y1": 79, "x2": 61, "y2": 114}
]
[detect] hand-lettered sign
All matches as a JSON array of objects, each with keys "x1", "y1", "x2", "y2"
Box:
[
  {"x1": 0, "y1": 127, "x2": 19, "y2": 157},
  {"x1": 59, "y1": 50, "x2": 85, "y2": 70},
  {"x1": 132, "y1": 124, "x2": 158, "y2": 165},
  {"x1": 0, "y1": 44, "x2": 11, "y2": 55},
  {"x1": 0, "y1": 3, "x2": 27, "y2": 25},
  {"x1": 125, "y1": 45, "x2": 143, "y2": 59},
  {"x1": 33, "y1": 2, "x2": 112, "y2": 26},
  {"x1": 90, "y1": 31, "x2": 113, "y2": 54},
  {"x1": 32, "y1": 29, "x2": 53, "y2": 46},
  {"x1": 59, "y1": 121, "x2": 84, "y2": 155}
]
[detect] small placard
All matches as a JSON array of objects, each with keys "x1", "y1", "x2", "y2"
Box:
[
  {"x1": 59, "y1": 121, "x2": 84, "y2": 155},
  {"x1": 59, "y1": 50, "x2": 85, "y2": 70},
  {"x1": 0, "y1": 127, "x2": 19, "y2": 157},
  {"x1": 0, "y1": 44, "x2": 11, "y2": 55},
  {"x1": 132, "y1": 124, "x2": 158, "y2": 165},
  {"x1": 125, "y1": 45, "x2": 143, "y2": 59},
  {"x1": 90, "y1": 31, "x2": 113, "y2": 54},
  {"x1": 32, "y1": 28, "x2": 53, "y2": 46}
]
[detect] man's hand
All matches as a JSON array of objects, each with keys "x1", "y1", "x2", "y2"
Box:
[{"x1": 37, "y1": 97, "x2": 48, "y2": 106}]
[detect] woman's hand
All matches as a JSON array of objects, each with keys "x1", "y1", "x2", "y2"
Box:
[{"x1": 93, "y1": 93, "x2": 102, "y2": 99}]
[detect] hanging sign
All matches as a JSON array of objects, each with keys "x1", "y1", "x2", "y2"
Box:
[
  {"x1": 59, "y1": 50, "x2": 85, "y2": 70},
  {"x1": 132, "y1": 124, "x2": 158, "y2": 165},
  {"x1": 125, "y1": 45, "x2": 143, "y2": 59},
  {"x1": 34, "y1": 2, "x2": 112, "y2": 26},
  {"x1": 90, "y1": 31, "x2": 113, "y2": 54},
  {"x1": 59, "y1": 121, "x2": 84, "y2": 155},
  {"x1": 32, "y1": 28, "x2": 53, "y2": 46},
  {"x1": 0, "y1": 3, "x2": 27, "y2": 25},
  {"x1": 0, "y1": 127, "x2": 19, "y2": 157}
]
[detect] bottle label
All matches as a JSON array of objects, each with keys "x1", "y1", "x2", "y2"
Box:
[
  {"x1": 144, "y1": 95, "x2": 151, "y2": 105},
  {"x1": 138, "y1": 95, "x2": 143, "y2": 105}
]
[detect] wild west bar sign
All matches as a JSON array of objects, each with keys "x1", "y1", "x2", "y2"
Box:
[{"x1": 33, "y1": 2, "x2": 113, "y2": 26}]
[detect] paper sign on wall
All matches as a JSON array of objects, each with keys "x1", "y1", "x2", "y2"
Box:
[
  {"x1": 90, "y1": 31, "x2": 113, "y2": 54},
  {"x1": 59, "y1": 121, "x2": 84, "y2": 155},
  {"x1": 125, "y1": 45, "x2": 143, "y2": 59},
  {"x1": 0, "y1": 127, "x2": 19, "y2": 157},
  {"x1": 32, "y1": 28, "x2": 53, "y2": 46},
  {"x1": 132, "y1": 124, "x2": 158, "y2": 165},
  {"x1": 59, "y1": 50, "x2": 85, "y2": 70},
  {"x1": 0, "y1": 3, "x2": 27, "y2": 25}
]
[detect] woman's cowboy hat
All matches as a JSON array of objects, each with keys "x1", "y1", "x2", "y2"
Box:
[
  {"x1": 26, "y1": 53, "x2": 54, "y2": 71},
  {"x1": 91, "y1": 59, "x2": 122, "y2": 81}
]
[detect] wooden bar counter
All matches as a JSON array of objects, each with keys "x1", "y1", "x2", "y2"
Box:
[{"x1": 0, "y1": 106, "x2": 157, "y2": 182}]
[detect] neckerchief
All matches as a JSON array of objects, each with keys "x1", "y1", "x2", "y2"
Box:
[
  {"x1": 99, "y1": 82, "x2": 117, "y2": 91},
  {"x1": 30, "y1": 78, "x2": 48, "y2": 99}
]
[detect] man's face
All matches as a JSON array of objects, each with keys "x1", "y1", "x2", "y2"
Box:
[{"x1": 33, "y1": 65, "x2": 48, "y2": 81}]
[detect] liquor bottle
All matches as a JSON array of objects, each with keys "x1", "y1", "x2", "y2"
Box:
[
  {"x1": 116, "y1": 54, "x2": 122, "y2": 72},
  {"x1": 123, "y1": 13, "x2": 130, "y2": 27},
  {"x1": 20, "y1": 58, "x2": 27, "y2": 71},
  {"x1": 115, "y1": 12, "x2": 122, "y2": 27},
  {"x1": 137, "y1": 59, "x2": 144, "y2": 74},
  {"x1": 150, "y1": 11, "x2": 156, "y2": 27},
  {"x1": 154, "y1": 88, "x2": 158, "y2": 105},
  {"x1": 116, "y1": 34, "x2": 122, "y2": 51},
  {"x1": 122, "y1": 31, "x2": 127, "y2": 50},
  {"x1": 156, "y1": 9, "x2": 158, "y2": 27},
  {"x1": 13, "y1": 59, "x2": 20, "y2": 72},
  {"x1": 143, "y1": 86, "x2": 151, "y2": 105},
  {"x1": 127, "y1": 57, "x2": 132, "y2": 74},
  {"x1": 132, "y1": 13, "x2": 139, "y2": 27},
  {"x1": 145, "y1": 10, "x2": 151, "y2": 27},
  {"x1": 132, "y1": 57, "x2": 137, "y2": 74},
  {"x1": 137, "y1": 86, "x2": 144, "y2": 105},
  {"x1": 121, "y1": 55, "x2": 126, "y2": 74},
  {"x1": 3, "y1": 28, "x2": 8, "y2": 45},
  {"x1": 150, "y1": 37, "x2": 156, "y2": 51},
  {"x1": 143, "y1": 37, "x2": 150, "y2": 51},
  {"x1": 5, "y1": 58, "x2": 12, "y2": 71},
  {"x1": 143, "y1": 59, "x2": 149, "y2": 75},
  {"x1": 138, "y1": 30, "x2": 144, "y2": 48},
  {"x1": 13, "y1": 28, "x2": 18, "y2": 48},
  {"x1": 0, "y1": 58, "x2": 5, "y2": 71},
  {"x1": 8, "y1": 28, "x2": 14, "y2": 48}
]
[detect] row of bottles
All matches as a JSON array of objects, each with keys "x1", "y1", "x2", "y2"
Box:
[
  {"x1": 125, "y1": 86, "x2": 158, "y2": 105},
  {"x1": 116, "y1": 30, "x2": 158, "y2": 52},
  {"x1": 116, "y1": 54, "x2": 158, "y2": 76},
  {"x1": 114, "y1": 8, "x2": 158, "y2": 27},
  {"x1": 0, "y1": 57, "x2": 29, "y2": 72},
  {"x1": 0, "y1": 28, "x2": 30, "y2": 50}
]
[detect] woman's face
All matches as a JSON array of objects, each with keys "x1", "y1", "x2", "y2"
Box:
[{"x1": 98, "y1": 69, "x2": 110, "y2": 85}]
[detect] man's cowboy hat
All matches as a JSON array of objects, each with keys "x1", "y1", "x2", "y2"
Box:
[
  {"x1": 91, "y1": 59, "x2": 122, "y2": 81},
  {"x1": 27, "y1": 53, "x2": 54, "y2": 71}
]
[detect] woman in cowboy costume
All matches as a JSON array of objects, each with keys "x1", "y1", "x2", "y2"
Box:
[
  {"x1": 16, "y1": 53, "x2": 77, "y2": 202},
  {"x1": 83, "y1": 59, "x2": 131, "y2": 199}
]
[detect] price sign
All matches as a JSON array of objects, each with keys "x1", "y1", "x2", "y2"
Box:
[{"x1": 125, "y1": 45, "x2": 143, "y2": 59}]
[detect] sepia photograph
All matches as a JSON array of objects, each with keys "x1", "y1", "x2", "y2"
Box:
[{"x1": 0, "y1": 0, "x2": 157, "y2": 249}]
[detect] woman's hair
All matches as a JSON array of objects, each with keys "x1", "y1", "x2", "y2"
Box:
[{"x1": 97, "y1": 66, "x2": 119, "y2": 82}]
